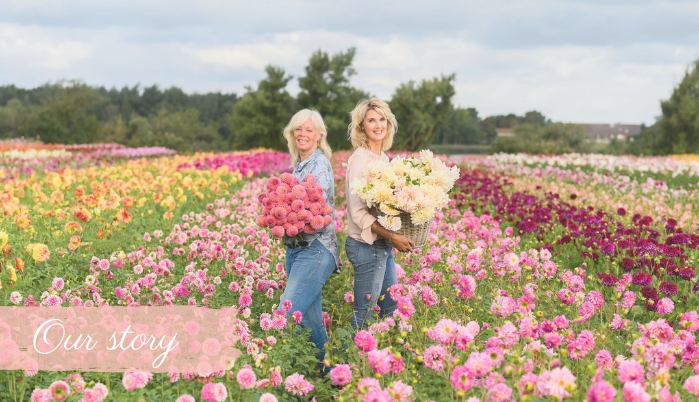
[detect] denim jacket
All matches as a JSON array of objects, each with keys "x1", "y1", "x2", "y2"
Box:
[{"x1": 287, "y1": 149, "x2": 340, "y2": 268}]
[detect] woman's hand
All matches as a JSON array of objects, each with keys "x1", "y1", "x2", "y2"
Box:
[{"x1": 390, "y1": 233, "x2": 414, "y2": 253}]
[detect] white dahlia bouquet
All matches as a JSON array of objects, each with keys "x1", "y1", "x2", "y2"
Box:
[{"x1": 350, "y1": 150, "x2": 460, "y2": 231}]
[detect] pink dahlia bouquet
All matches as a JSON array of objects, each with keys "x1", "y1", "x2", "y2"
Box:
[{"x1": 256, "y1": 173, "x2": 333, "y2": 243}]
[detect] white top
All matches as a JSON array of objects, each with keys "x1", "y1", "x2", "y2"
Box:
[{"x1": 345, "y1": 147, "x2": 389, "y2": 244}]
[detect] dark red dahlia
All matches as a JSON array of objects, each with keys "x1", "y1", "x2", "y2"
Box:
[
  {"x1": 631, "y1": 272, "x2": 653, "y2": 287},
  {"x1": 659, "y1": 281, "x2": 678, "y2": 296}
]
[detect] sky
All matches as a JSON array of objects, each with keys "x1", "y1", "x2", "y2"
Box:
[{"x1": 1, "y1": 0, "x2": 697, "y2": 125}]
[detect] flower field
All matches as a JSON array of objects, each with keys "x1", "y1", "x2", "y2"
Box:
[{"x1": 1, "y1": 146, "x2": 699, "y2": 401}]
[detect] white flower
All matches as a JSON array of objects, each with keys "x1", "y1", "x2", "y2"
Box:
[
  {"x1": 378, "y1": 215, "x2": 402, "y2": 231},
  {"x1": 379, "y1": 203, "x2": 402, "y2": 216}
]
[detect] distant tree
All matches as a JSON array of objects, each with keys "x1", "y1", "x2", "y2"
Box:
[
  {"x1": 0, "y1": 99, "x2": 28, "y2": 138},
  {"x1": 660, "y1": 59, "x2": 699, "y2": 154},
  {"x1": 297, "y1": 48, "x2": 368, "y2": 150},
  {"x1": 434, "y1": 107, "x2": 487, "y2": 145},
  {"x1": 20, "y1": 81, "x2": 105, "y2": 144},
  {"x1": 150, "y1": 108, "x2": 222, "y2": 151},
  {"x1": 390, "y1": 74, "x2": 456, "y2": 151},
  {"x1": 229, "y1": 65, "x2": 295, "y2": 151},
  {"x1": 490, "y1": 123, "x2": 589, "y2": 154}
]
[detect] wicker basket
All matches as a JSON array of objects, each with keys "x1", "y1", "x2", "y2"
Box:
[{"x1": 380, "y1": 211, "x2": 432, "y2": 248}]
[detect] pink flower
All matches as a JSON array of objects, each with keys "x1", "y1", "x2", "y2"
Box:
[
  {"x1": 292, "y1": 311, "x2": 303, "y2": 324},
  {"x1": 363, "y1": 390, "x2": 392, "y2": 402},
  {"x1": 622, "y1": 381, "x2": 651, "y2": 402},
  {"x1": 395, "y1": 296, "x2": 415, "y2": 319},
  {"x1": 259, "y1": 393, "x2": 278, "y2": 402},
  {"x1": 49, "y1": 381, "x2": 70, "y2": 402},
  {"x1": 271, "y1": 313, "x2": 287, "y2": 330},
  {"x1": 595, "y1": 350, "x2": 614, "y2": 370},
  {"x1": 680, "y1": 311, "x2": 699, "y2": 332},
  {"x1": 587, "y1": 381, "x2": 617, "y2": 402},
  {"x1": 490, "y1": 295, "x2": 516, "y2": 317},
  {"x1": 30, "y1": 389, "x2": 51, "y2": 402},
  {"x1": 284, "y1": 373, "x2": 314, "y2": 396},
  {"x1": 271, "y1": 226, "x2": 285, "y2": 238},
  {"x1": 357, "y1": 377, "x2": 382, "y2": 394},
  {"x1": 496, "y1": 321, "x2": 520, "y2": 348},
  {"x1": 684, "y1": 375, "x2": 699, "y2": 396},
  {"x1": 487, "y1": 383, "x2": 512, "y2": 402},
  {"x1": 121, "y1": 371, "x2": 152, "y2": 391},
  {"x1": 618, "y1": 360, "x2": 644, "y2": 383},
  {"x1": 354, "y1": 330, "x2": 377, "y2": 352},
  {"x1": 585, "y1": 290, "x2": 604, "y2": 309},
  {"x1": 329, "y1": 364, "x2": 352, "y2": 386},
  {"x1": 52, "y1": 277, "x2": 65, "y2": 291},
  {"x1": 423, "y1": 345, "x2": 448, "y2": 372},
  {"x1": 465, "y1": 352, "x2": 492, "y2": 377},
  {"x1": 537, "y1": 367, "x2": 576, "y2": 399},
  {"x1": 369, "y1": 347, "x2": 397, "y2": 375},
  {"x1": 9, "y1": 291, "x2": 22, "y2": 305},
  {"x1": 236, "y1": 367, "x2": 256, "y2": 389},
  {"x1": 621, "y1": 291, "x2": 636, "y2": 308},
  {"x1": 450, "y1": 365, "x2": 474, "y2": 391},
  {"x1": 281, "y1": 299, "x2": 293, "y2": 311},
  {"x1": 656, "y1": 298, "x2": 674, "y2": 315},
  {"x1": 175, "y1": 396, "x2": 196, "y2": 402},
  {"x1": 428, "y1": 318, "x2": 458, "y2": 345},
  {"x1": 387, "y1": 380, "x2": 413, "y2": 402},
  {"x1": 201, "y1": 383, "x2": 228, "y2": 402}
]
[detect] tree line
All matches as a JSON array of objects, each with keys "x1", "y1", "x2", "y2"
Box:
[
  {"x1": 0, "y1": 48, "x2": 497, "y2": 153},
  {"x1": 2, "y1": 50, "x2": 695, "y2": 155}
]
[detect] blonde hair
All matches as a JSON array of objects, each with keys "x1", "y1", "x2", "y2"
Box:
[
  {"x1": 283, "y1": 109, "x2": 332, "y2": 167},
  {"x1": 348, "y1": 98, "x2": 398, "y2": 151}
]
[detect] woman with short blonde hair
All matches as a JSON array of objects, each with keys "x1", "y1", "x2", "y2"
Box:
[
  {"x1": 283, "y1": 108, "x2": 333, "y2": 167},
  {"x1": 278, "y1": 108, "x2": 339, "y2": 370},
  {"x1": 344, "y1": 98, "x2": 413, "y2": 330}
]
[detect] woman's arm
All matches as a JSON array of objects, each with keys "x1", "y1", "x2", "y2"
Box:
[
  {"x1": 347, "y1": 154, "x2": 413, "y2": 252},
  {"x1": 370, "y1": 221, "x2": 414, "y2": 253}
]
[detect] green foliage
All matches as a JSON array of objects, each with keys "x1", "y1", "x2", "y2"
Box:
[
  {"x1": 433, "y1": 107, "x2": 490, "y2": 145},
  {"x1": 297, "y1": 48, "x2": 368, "y2": 151},
  {"x1": 229, "y1": 65, "x2": 295, "y2": 151},
  {"x1": 660, "y1": 59, "x2": 699, "y2": 154},
  {"x1": 390, "y1": 74, "x2": 456, "y2": 151},
  {"x1": 490, "y1": 122, "x2": 590, "y2": 154},
  {"x1": 20, "y1": 81, "x2": 106, "y2": 144}
]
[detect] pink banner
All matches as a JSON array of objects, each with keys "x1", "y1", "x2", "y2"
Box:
[{"x1": 0, "y1": 306, "x2": 240, "y2": 373}]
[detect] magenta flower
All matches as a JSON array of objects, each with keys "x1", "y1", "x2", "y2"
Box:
[
  {"x1": 284, "y1": 373, "x2": 314, "y2": 396},
  {"x1": 354, "y1": 330, "x2": 377, "y2": 352},
  {"x1": 449, "y1": 365, "x2": 474, "y2": 391},
  {"x1": 537, "y1": 367, "x2": 576, "y2": 399},
  {"x1": 329, "y1": 364, "x2": 352, "y2": 386},
  {"x1": 684, "y1": 375, "x2": 699, "y2": 396},
  {"x1": 236, "y1": 366, "x2": 256, "y2": 389},
  {"x1": 48, "y1": 381, "x2": 70, "y2": 402},
  {"x1": 201, "y1": 383, "x2": 228, "y2": 402},
  {"x1": 587, "y1": 381, "x2": 616, "y2": 402},
  {"x1": 423, "y1": 345, "x2": 448, "y2": 372}
]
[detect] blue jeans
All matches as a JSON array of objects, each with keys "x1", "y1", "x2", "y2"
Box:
[
  {"x1": 345, "y1": 237, "x2": 397, "y2": 330},
  {"x1": 280, "y1": 239, "x2": 335, "y2": 362}
]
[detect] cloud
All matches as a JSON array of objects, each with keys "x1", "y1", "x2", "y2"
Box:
[{"x1": 0, "y1": 1, "x2": 697, "y2": 125}]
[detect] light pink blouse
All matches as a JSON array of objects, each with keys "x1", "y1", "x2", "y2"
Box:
[{"x1": 345, "y1": 147, "x2": 389, "y2": 244}]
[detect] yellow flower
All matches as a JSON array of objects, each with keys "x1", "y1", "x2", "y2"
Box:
[
  {"x1": 32, "y1": 243, "x2": 50, "y2": 263},
  {"x1": 15, "y1": 214, "x2": 31, "y2": 229},
  {"x1": 0, "y1": 231, "x2": 7, "y2": 246},
  {"x1": 8, "y1": 267, "x2": 17, "y2": 282}
]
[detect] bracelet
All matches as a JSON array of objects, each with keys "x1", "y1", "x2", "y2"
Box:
[{"x1": 389, "y1": 232, "x2": 394, "y2": 243}]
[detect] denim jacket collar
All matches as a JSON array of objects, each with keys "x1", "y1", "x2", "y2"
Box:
[{"x1": 295, "y1": 148, "x2": 324, "y2": 172}]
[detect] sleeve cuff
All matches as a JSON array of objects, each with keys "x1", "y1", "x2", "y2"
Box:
[{"x1": 360, "y1": 214, "x2": 377, "y2": 244}]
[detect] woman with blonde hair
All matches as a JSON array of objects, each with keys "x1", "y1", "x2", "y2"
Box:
[
  {"x1": 278, "y1": 108, "x2": 339, "y2": 365},
  {"x1": 345, "y1": 98, "x2": 414, "y2": 330}
]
